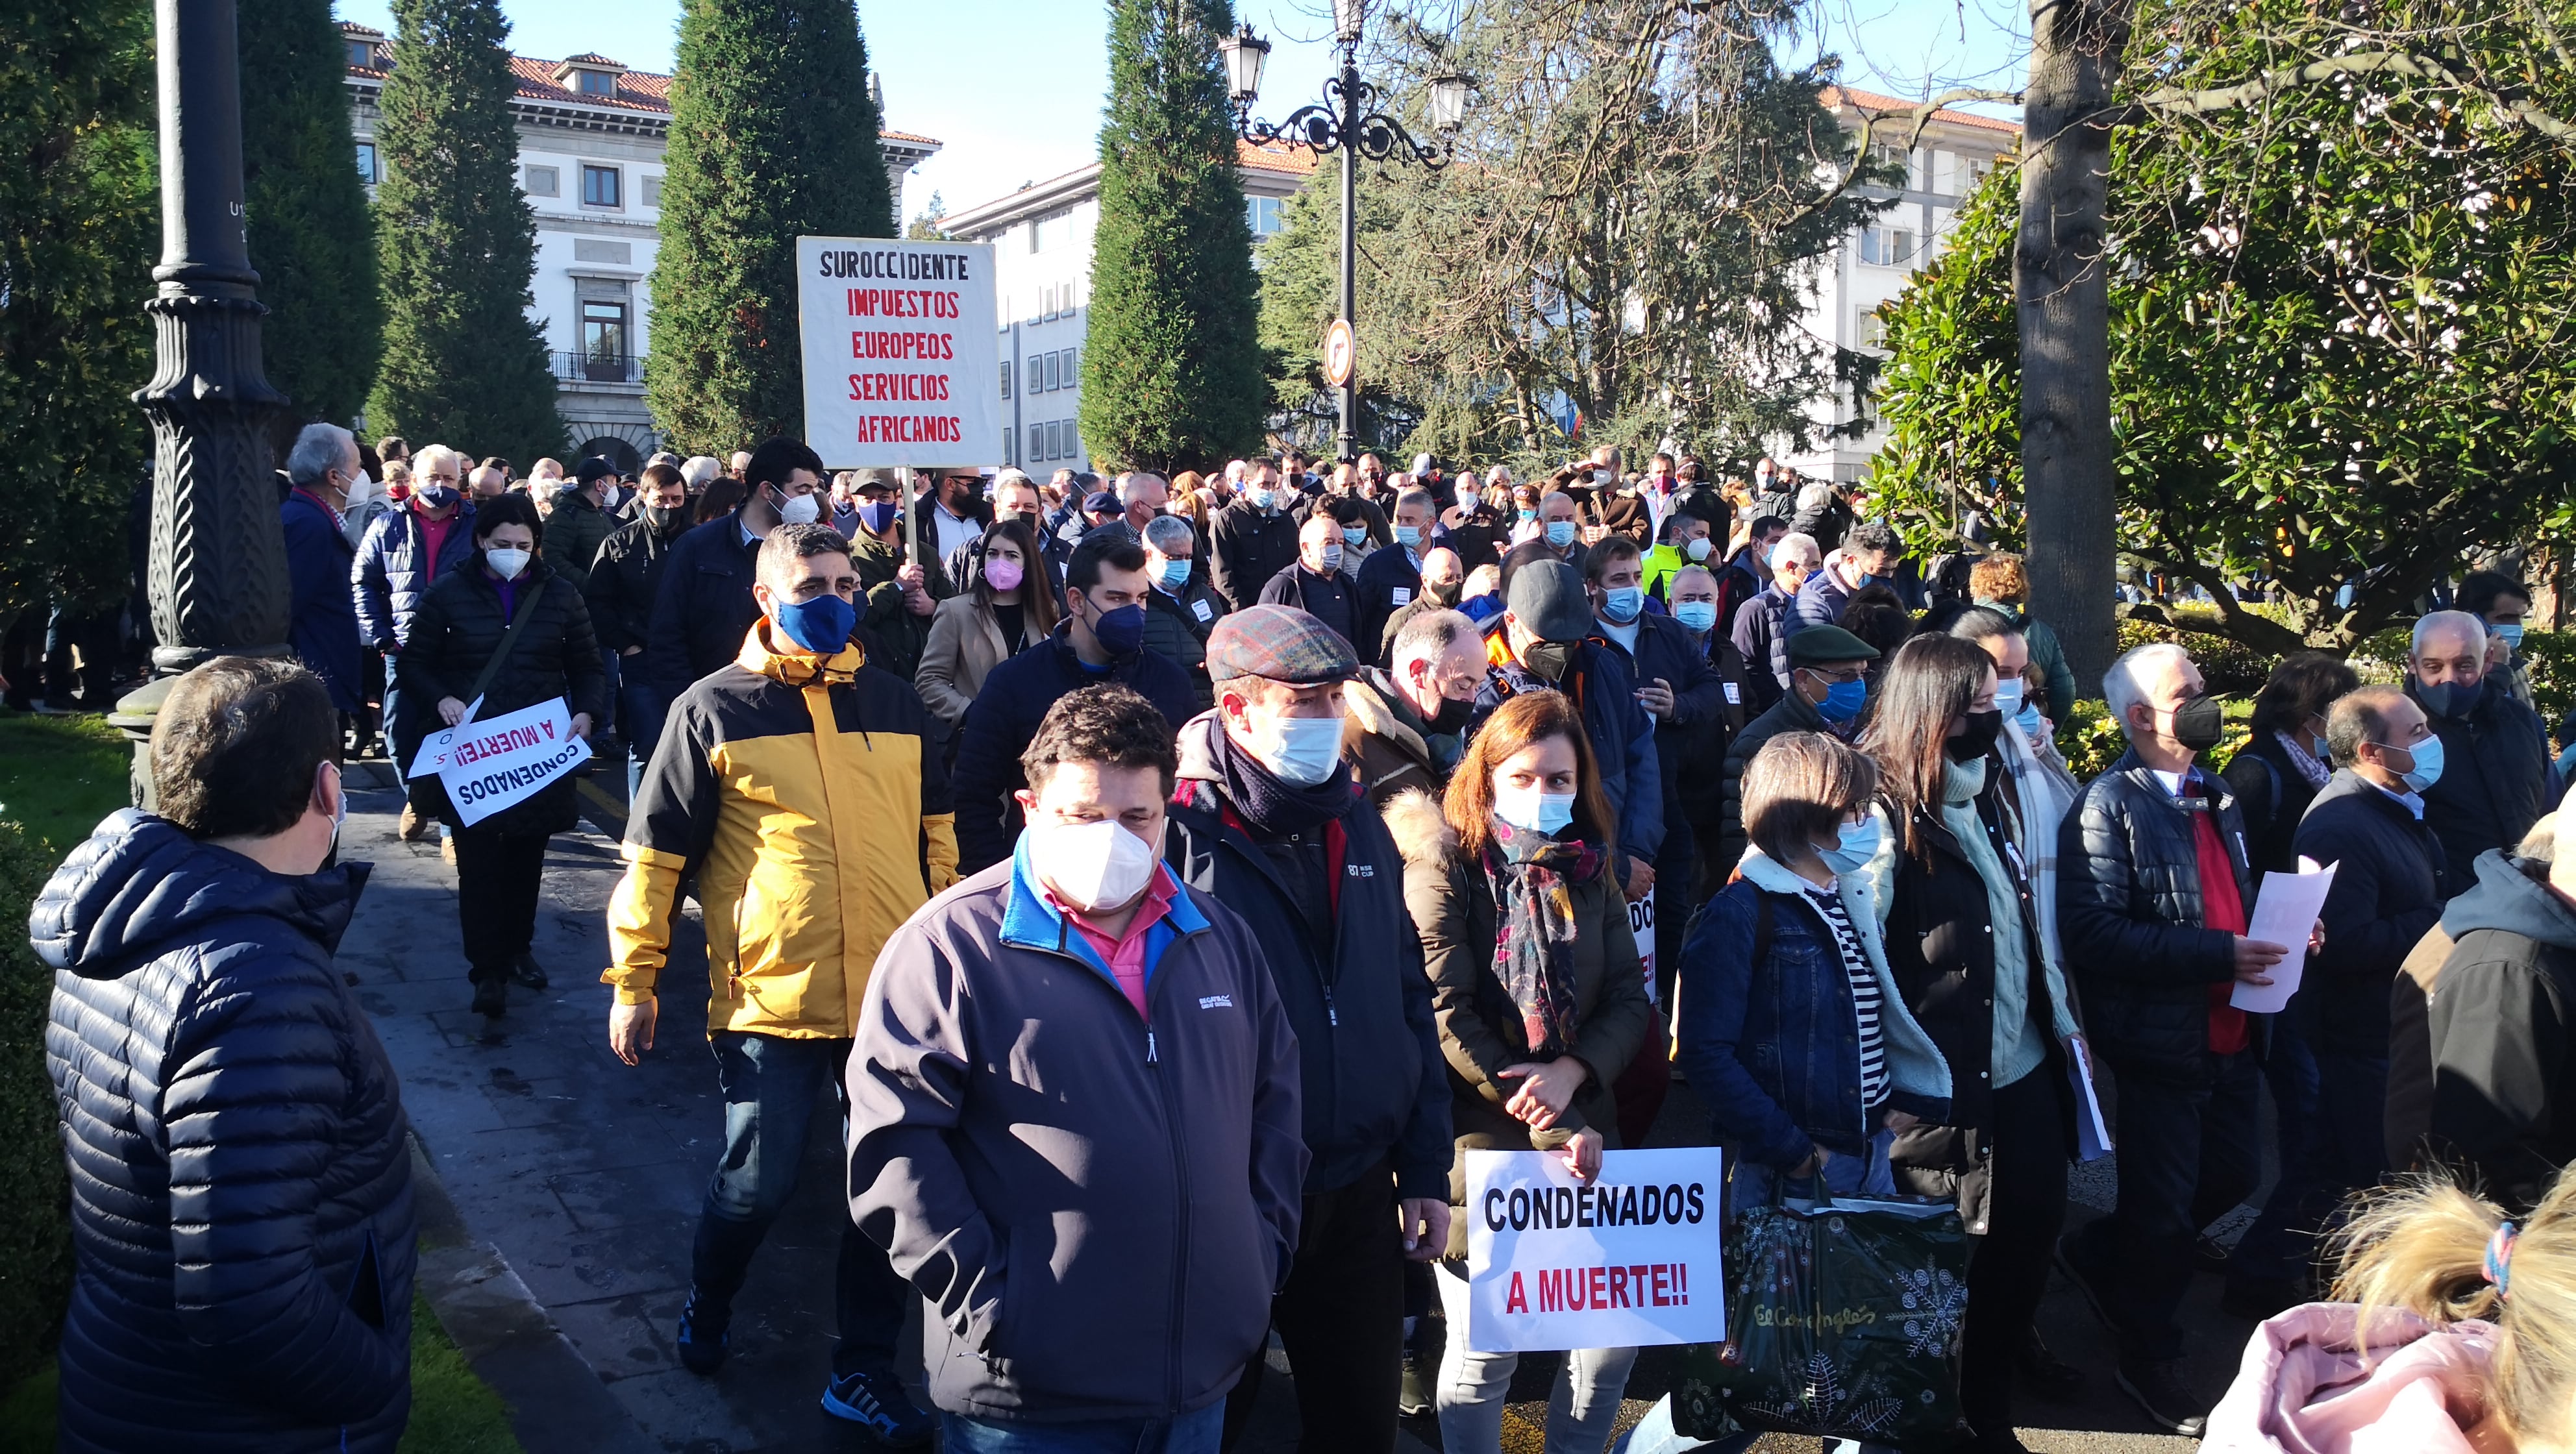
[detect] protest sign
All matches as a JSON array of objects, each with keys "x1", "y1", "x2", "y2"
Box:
[
  {"x1": 1628, "y1": 894, "x2": 1657, "y2": 1003},
  {"x1": 2231, "y1": 856, "x2": 2338, "y2": 1013},
  {"x1": 797, "y1": 237, "x2": 1001, "y2": 469},
  {"x1": 405, "y1": 696, "x2": 591, "y2": 828},
  {"x1": 1464, "y1": 1147, "x2": 1726, "y2": 1353}
]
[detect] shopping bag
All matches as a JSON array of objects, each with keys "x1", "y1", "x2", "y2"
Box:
[{"x1": 1669, "y1": 1196, "x2": 1970, "y2": 1445}]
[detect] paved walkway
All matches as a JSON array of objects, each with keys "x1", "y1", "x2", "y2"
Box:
[{"x1": 339, "y1": 759, "x2": 2264, "y2": 1454}]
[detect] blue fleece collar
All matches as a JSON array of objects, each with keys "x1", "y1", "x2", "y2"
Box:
[{"x1": 1000, "y1": 831, "x2": 1211, "y2": 995}]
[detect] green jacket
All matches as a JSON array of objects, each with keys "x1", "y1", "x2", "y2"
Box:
[
  {"x1": 851, "y1": 533, "x2": 956, "y2": 684},
  {"x1": 1982, "y1": 600, "x2": 2077, "y2": 722}
]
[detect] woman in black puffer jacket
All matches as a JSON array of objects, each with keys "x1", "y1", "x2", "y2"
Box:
[{"x1": 397, "y1": 491, "x2": 606, "y2": 1016}]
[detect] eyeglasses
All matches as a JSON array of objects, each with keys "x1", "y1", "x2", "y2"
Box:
[{"x1": 1800, "y1": 664, "x2": 1867, "y2": 685}]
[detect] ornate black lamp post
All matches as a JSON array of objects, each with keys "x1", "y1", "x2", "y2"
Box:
[
  {"x1": 1219, "y1": 0, "x2": 1467, "y2": 464},
  {"x1": 111, "y1": 0, "x2": 292, "y2": 800}
]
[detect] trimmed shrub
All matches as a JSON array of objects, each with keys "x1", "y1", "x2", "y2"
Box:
[{"x1": 0, "y1": 821, "x2": 69, "y2": 1386}]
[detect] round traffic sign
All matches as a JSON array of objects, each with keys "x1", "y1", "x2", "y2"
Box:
[{"x1": 1322, "y1": 318, "x2": 1356, "y2": 389}]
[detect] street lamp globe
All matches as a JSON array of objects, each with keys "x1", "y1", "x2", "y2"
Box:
[
  {"x1": 1333, "y1": 0, "x2": 1367, "y2": 43},
  {"x1": 1219, "y1": 23, "x2": 1271, "y2": 106},
  {"x1": 1428, "y1": 72, "x2": 1470, "y2": 133}
]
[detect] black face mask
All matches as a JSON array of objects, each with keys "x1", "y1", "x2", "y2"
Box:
[
  {"x1": 1521, "y1": 641, "x2": 1574, "y2": 683},
  {"x1": 2170, "y1": 693, "x2": 2226, "y2": 750},
  {"x1": 1422, "y1": 578, "x2": 1463, "y2": 607},
  {"x1": 1427, "y1": 694, "x2": 1475, "y2": 737},
  {"x1": 1945, "y1": 708, "x2": 2003, "y2": 763},
  {"x1": 644, "y1": 504, "x2": 685, "y2": 533}
]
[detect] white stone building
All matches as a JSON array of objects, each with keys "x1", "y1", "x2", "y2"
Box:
[
  {"x1": 937, "y1": 140, "x2": 1315, "y2": 472},
  {"x1": 1778, "y1": 86, "x2": 2020, "y2": 482},
  {"x1": 339, "y1": 23, "x2": 941, "y2": 469}
]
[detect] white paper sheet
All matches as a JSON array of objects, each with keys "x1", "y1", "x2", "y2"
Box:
[
  {"x1": 2064, "y1": 1034, "x2": 2114, "y2": 1162},
  {"x1": 2228, "y1": 859, "x2": 2338, "y2": 1013}
]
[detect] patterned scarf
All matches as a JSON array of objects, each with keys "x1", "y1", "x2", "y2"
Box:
[{"x1": 1482, "y1": 822, "x2": 1603, "y2": 1059}]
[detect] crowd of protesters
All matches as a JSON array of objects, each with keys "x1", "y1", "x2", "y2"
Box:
[{"x1": 26, "y1": 425, "x2": 2576, "y2": 1454}]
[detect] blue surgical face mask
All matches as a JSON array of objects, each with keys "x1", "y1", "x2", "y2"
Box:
[
  {"x1": 1494, "y1": 785, "x2": 1577, "y2": 838},
  {"x1": 1249, "y1": 487, "x2": 1276, "y2": 511},
  {"x1": 1248, "y1": 713, "x2": 1346, "y2": 787},
  {"x1": 1993, "y1": 679, "x2": 2025, "y2": 719},
  {"x1": 1545, "y1": 521, "x2": 1576, "y2": 548},
  {"x1": 2015, "y1": 702, "x2": 2046, "y2": 740},
  {"x1": 1156, "y1": 557, "x2": 1191, "y2": 591},
  {"x1": 1343, "y1": 525, "x2": 1367, "y2": 548},
  {"x1": 2496, "y1": 622, "x2": 2527, "y2": 652},
  {"x1": 1319, "y1": 541, "x2": 1344, "y2": 573},
  {"x1": 1600, "y1": 586, "x2": 1644, "y2": 625},
  {"x1": 1518, "y1": 508, "x2": 1538, "y2": 523},
  {"x1": 1673, "y1": 600, "x2": 1718, "y2": 634},
  {"x1": 773, "y1": 591, "x2": 856, "y2": 656},
  {"x1": 1810, "y1": 671, "x2": 1867, "y2": 724},
  {"x1": 2386, "y1": 733, "x2": 2447, "y2": 793},
  {"x1": 1394, "y1": 524, "x2": 1422, "y2": 548},
  {"x1": 1816, "y1": 818, "x2": 1881, "y2": 875}
]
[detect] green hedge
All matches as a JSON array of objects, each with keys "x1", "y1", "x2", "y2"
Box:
[{"x1": 0, "y1": 821, "x2": 69, "y2": 1390}]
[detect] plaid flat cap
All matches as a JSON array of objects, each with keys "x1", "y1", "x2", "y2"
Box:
[{"x1": 1205, "y1": 605, "x2": 1359, "y2": 685}]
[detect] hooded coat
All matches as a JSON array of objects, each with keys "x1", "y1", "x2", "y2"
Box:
[
  {"x1": 32, "y1": 813, "x2": 415, "y2": 1453},
  {"x1": 2409, "y1": 848, "x2": 2576, "y2": 1211}
]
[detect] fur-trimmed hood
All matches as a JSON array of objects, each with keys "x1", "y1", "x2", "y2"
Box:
[{"x1": 1382, "y1": 787, "x2": 1454, "y2": 868}]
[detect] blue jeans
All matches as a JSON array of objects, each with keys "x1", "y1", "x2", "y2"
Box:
[
  {"x1": 940, "y1": 1402, "x2": 1224, "y2": 1453},
  {"x1": 1726, "y1": 1127, "x2": 1897, "y2": 1218},
  {"x1": 692, "y1": 1031, "x2": 908, "y2": 1381},
  {"x1": 598, "y1": 646, "x2": 621, "y2": 739},
  {"x1": 619, "y1": 675, "x2": 663, "y2": 805}
]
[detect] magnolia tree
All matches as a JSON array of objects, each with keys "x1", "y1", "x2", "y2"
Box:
[{"x1": 1872, "y1": 0, "x2": 2576, "y2": 655}]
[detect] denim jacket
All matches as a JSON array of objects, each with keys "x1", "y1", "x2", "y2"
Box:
[{"x1": 1674, "y1": 850, "x2": 1951, "y2": 1170}]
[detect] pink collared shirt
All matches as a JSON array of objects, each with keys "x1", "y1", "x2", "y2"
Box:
[{"x1": 1050, "y1": 867, "x2": 1180, "y2": 1020}]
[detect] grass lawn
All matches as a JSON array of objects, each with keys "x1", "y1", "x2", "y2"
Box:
[
  {"x1": 0, "y1": 713, "x2": 130, "y2": 852},
  {"x1": 0, "y1": 1294, "x2": 524, "y2": 1453}
]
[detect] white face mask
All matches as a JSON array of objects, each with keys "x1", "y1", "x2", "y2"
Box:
[
  {"x1": 1025, "y1": 817, "x2": 1160, "y2": 914},
  {"x1": 484, "y1": 545, "x2": 532, "y2": 580},
  {"x1": 344, "y1": 471, "x2": 377, "y2": 506},
  {"x1": 776, "y1": 489, "x2": 821, "y2": 526},
  {"x1": 1243, "y1": 712, "x2": 1346, "y2": 787}
]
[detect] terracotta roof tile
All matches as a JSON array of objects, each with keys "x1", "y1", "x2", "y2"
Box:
[
  {"x1": 1238, "y1": 138, "x2": 1317, "y2": 175},
  {"x1": 1818, "y1": 84, "x2": 2021, "y2": 136}
]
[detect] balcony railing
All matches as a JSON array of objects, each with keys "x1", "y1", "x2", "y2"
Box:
[{"x1": 553, "y1": 351, "x2": 641, "y2": 385}]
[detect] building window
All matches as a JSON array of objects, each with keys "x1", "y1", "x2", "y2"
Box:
[
  {"x1": 1031, "y1": 210, "x2": 1072, "y2": 254},
  {"x1": 1029, "y1": 423, "x2": 1044, "y2": 460},
  {"x1": 580, "y1": 301, "x2": 629, "y2": 381},
  {"x1": 1002, "y1": 428, "x2": 1015, "y2": 466},
  {"x1": 1000, "y1": 360, "x2": 1012, "y2": 399},
  {"x1": 1246, "y1": 195, "x2": 1283, "y2": 236},
  {"x1": 1064, "y1": 347, "x2": 1078, "y2": 390},
  {"x1": 354, "y1": 142, "x2": 378, "y2": 184},
  {"x1": 1859, "y1": 227, "x2": 1914, "y2": 267},
  {"x1": 1857, "y1": 307, "x2": 1888, "y2": 351},
  {"x1": 524, "y1": 164, "x2": 560, "y2": 198},
  {"x1": 582, "y1": 164, "x2": 621, "y2": 208},
  {"x1": 640, "y1": 174, "x2": 662, "y2": 208},
  {"x1": 576, "y1": 69, "x2": 617, "y2": 97},
  {"x1": 1063, "y1": 279, "x2": 1076, "y2": 314},
  {"x1": 347, "y1": 38, "x2": 375, "y2": 68},
  {"x1": 1042, "y1": 351, "x2": 1059, "y2": 391},
  {"x1": 1039, "y1": 284, "x2": 1056, "y2": 320}
]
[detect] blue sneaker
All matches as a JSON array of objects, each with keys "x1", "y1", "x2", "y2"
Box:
[
  {"x1": 675, "y1": 1294, "x2": 728, "y2": 1375},
  {"x1": 820, "y1": 1369, "x2": 933, "y2": 1446}
]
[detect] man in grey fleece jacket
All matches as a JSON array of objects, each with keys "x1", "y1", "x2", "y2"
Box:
[{"x1": 847, "y1": 685, "x2": 1307, "y2": 1449}]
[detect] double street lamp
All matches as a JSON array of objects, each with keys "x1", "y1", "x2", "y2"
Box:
[{"x1": 1219, "y1": 0, "x2": 1468, "y2": 463}]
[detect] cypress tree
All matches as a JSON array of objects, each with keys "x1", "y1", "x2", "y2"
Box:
[
  {"x1": 366, "y1": 0, "x2": 564, "y2": 462},
  {"x1": 648, "y1": 0, "x2": 893, "y2": 454},
  {"x1": 1079, "y1": 0, "x2": 1267, "y2": 473},
  {"x1": 0, "y1": 0, "x2": 155, "y2": 625},
  {"x1": 241, "y1": 0, "x2": 382, "y2": 440}
]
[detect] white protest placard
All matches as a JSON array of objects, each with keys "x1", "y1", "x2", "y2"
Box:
[
  {"x1": 1628, "y1": 894, "x2": 1657, "y2": 1004},
  {"x1": 1465, "y1": 1147, "x2": 1726, "y2": 1353},
  {"x1": 404, "y1": 696, "x2": 591, "y2": 828},
  {"x1": 797, "y1": 236, "x2": 1000, "y2": 469},
  {"x1": 2229, "y1": 857, "x2": 2338, "y2": 1013}
]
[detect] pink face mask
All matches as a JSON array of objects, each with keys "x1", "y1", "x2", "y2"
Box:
[{"x1": 984, "y1": 556, "x2": 1026, "y2": 592}]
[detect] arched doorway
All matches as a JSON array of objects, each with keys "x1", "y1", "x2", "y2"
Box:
[{"x1": 576, "y1": 435, "x2": 645, "y2": 478}]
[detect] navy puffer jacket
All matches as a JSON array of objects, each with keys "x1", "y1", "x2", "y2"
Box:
[{"x1": 31, "y1": 811, "x2": 415, "y2": 1453}]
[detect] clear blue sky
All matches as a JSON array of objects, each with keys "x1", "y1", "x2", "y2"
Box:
[{"x1": 329, "y1": 0, "x2": 2025, "y2": 221}]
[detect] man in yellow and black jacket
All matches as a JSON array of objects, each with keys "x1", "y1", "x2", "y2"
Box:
[{"x1": 602, "y1": 522, "x2": 957, "y2": 1444}]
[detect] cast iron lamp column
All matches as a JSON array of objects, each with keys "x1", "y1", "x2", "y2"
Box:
[
  {"x1": 1220, "y1": 0, "x2": 1468, "y2": 465},
  {"x1": 112, "y1": 0, "x2": 292, "y2": 802}
]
